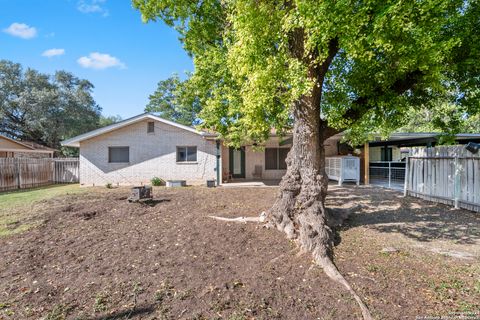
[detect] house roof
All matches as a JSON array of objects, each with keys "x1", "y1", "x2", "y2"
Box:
[
  {"x1": 279, "y1": 132, "x2": 480, "y2": 147},
  {"x1": 61, "y1": 113, "x2": 218, "y2": 148},
  {"x1": 19, "y1": 141, "x2": 57, "y2": 152},
  {"x1": 0, "y1": 134, "x2": 56, "y2": 153},
  {"x1": 0, "y1": 134, "x2": 35, "y2": 150}
]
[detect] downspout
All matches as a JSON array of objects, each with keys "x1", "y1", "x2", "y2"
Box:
[{"x1": 216, "y1": 140, "x2": 221, "y2": 186}]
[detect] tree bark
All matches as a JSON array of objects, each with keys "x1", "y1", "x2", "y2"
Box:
[
  {"x1": 268, "y1": 34, "x2": 337, "y2": 257},
  {"x1": 268, "y1": 94, "x2": 333, "y2": 258},
  {"x1": 267, "y1": 34, "x2": 373, "y2": 319}
]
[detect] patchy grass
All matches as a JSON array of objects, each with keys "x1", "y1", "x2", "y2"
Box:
[{"x1": 0, "y1": 184, "x2": 84, "y2": 237}]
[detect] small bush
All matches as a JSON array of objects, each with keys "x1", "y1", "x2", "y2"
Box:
[
  {"x1": 151, "y1": 177, "x2": 165, "y2": 186},
  {"x1": 105, "y1": 183, "x2": 113, "y2": 189}
]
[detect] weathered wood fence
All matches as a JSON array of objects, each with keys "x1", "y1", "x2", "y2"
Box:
[
  {"x1": 405, "y1": 146, "x2": 480, "y2": 212},
  {"x1": 0, "y1": 158, "x2": 79, "y2": 192}
]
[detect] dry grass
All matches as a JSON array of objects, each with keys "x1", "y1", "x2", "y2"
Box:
[{"x1": 0, "y1": 184, "x2": 85, "y2": 236}]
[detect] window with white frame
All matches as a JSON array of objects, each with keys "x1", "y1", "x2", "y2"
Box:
[
  {"x1": 108, "y1": 147, "x2": 129, "y2": 163},
  {"x1": 265, "y1": 148, "x2": 289, "y2": 170},
  {"x1": 176, "y1": 146, "x2": 197, "y2": 162}
]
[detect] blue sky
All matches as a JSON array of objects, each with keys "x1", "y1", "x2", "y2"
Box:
[{"x1": 0, "y1": 0, "x2": 193, "y2": 119}]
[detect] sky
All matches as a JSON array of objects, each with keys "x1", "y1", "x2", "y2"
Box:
[{"x1": 0, "y1": 0, "x2": 193, "y2": 119}]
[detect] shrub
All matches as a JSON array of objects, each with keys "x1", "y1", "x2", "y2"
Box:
[
  {"x1": 105, "y1": 183, "x2": 113, "y2": 189},
  {"x1": 151, "y1": 177, "x2": 165, "y2": 186}
]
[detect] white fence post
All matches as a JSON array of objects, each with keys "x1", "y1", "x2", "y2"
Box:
[
  {"x1": 403, "y1": 156, "x2": 409, "y2": 197},
  {"x1": 388, "y1": 161, "x2": 391, "y2": 188}
]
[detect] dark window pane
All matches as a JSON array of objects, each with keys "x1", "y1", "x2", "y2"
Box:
[
  {"x1": 265, "y1": 148, "x2": 278, "y2": 170},
  {"x1": 177, "y1": 147, "x2": 186, "y2": 162},
  {"x1": 109, "y1": 147, "x2": 129, "y2": 163},
  {"x1": 147, "y1": 122, "x2": 154, "y2": 133},
  {"x1": 278, "y1": 148, "x2": 289, "y2": 169},
  {"x1": 187, "y1": 146, "x2": 197, "y2": 161}
]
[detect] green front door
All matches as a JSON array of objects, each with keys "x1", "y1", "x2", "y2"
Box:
[{"x1": 229, "y1": 147, "x2": 245, "y2": 178}]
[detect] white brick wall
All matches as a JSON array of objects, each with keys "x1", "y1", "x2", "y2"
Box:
[{"x1": 79, "y1": 119, "x2": 218, "y2": 186}]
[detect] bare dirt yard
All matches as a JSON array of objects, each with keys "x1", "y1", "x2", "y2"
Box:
[{"x1": 0, "y1": 185, "x2": 479, "y2": 320}]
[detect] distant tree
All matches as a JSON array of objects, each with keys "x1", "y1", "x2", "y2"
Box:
[
  {"x1": 99, "y1": 115, "x2": 122, "y2": 127},
  {"x1": 464, "y1": 114, "x2": 480, "y2": 133},
  {"x1": 145, "y1": 74, "x2": 201, "y2": 126},
  {"x1": 0, "y1": 60, "x2": 102, "y2": 154},
  {"x1": 400, "y1": 102, "x2": 480, "y2": 144}
]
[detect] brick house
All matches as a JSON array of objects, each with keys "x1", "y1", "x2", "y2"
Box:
[{"x1": 61, "y1": 113, "x2": 348, "y2": 187}]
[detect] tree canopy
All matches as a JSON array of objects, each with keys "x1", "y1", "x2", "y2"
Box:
[
  {"x1": 0, "y1": 60, "x2": 102, "y2": 153},
  {"x1": 134, "y1": 2, "x2": 479, "y2": 316},
  {"x1": 145, "y1": 74, "x2": 202, "y2": 126},
  {"x1": 99, "y1": 114, "x2": 123, "y2": 127},
  {"x1": 134, "y1": 0, "x2": 480, "y2": 145}
]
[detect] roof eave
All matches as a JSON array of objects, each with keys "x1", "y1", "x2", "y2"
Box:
[{"x1": 60, "y1": 113, "x2": 218, "y2": 147}]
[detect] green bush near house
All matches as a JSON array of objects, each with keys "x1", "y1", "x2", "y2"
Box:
[{"x1": 151, "y1": 177, "x2": 165, "y2": 186}]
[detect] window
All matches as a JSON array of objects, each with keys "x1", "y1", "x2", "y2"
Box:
[
  {"x1": 108, "y1": 147, "x2": 129, "y2": 163},
  {"x1": 177, "y1": 146, "x2": 197, "y2": 162},
  {"x1": 381, "y1": 147, "x2": 393, "y2": 161},
  {"x1": 265, "y1": 148, "x2": 290, "y2": 170},
  {"x1": 147, "y1": 121, "x2": 155, "y2": 133}
]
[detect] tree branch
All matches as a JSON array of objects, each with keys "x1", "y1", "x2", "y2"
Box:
[{"x1": 322, "y1": 69, "x2": 426, "y2": 139}]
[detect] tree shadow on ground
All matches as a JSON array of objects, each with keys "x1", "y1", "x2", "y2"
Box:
[{"x1": 327, "y1": 186, "x2": 480, "y2": 246}]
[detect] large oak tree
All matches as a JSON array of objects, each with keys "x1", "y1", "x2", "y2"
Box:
[
  {"x1": 134, "y1": 0, "x2": 479, "y2": 317},
  {"x1": 0, "y1": 60, "x2": 102, "y2": 154}
]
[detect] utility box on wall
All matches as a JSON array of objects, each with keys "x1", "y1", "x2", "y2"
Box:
[{"x1": 325, "y1": 156, "x2": 360, "y2": 186}]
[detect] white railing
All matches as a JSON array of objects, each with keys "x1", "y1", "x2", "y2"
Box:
[{"x1": 369, "y1": 161, "x2": 406, "y2": 189}]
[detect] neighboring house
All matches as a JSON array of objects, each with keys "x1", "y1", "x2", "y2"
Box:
[
  {"x1": 62, "y1": 113, "x2": 480, "y2": 187},
  {"x1": 0, "y1": 135, "x2": 55, "y2": 158}
]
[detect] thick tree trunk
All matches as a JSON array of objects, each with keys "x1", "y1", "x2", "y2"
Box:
[
  {"x1": 267, "y1": 97, "x2": 372, "y2": 320},
  {"x1": 268, "y1": 94, "x2": 332, "y2": 258}
]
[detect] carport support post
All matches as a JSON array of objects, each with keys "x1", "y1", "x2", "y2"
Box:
[{"x1": 364, "y1": 142, "x2": 369, "y2": 185}]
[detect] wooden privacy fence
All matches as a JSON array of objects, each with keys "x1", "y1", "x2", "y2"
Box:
[
  {"x1": 0, "y1": 158, "x2": 79, "y2": 192},
  {"x1": 405, "y1": 146, "x2": 480, "y2": 213}
]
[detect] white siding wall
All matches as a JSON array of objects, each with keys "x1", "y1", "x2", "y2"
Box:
[{"x1": 79, "y1": 119, "x2": 217, "y2": 186}]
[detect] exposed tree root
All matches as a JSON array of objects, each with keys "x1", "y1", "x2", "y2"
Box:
[
  {"x1": 208, "y1": 211, "x2": 266, "y2": 223},
  {"x1": 212, "y1": 210, "x2": 372, "y2": 319},
  {"x1": 315, "y1": 254, "x2": 373, "y2": 320}
]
